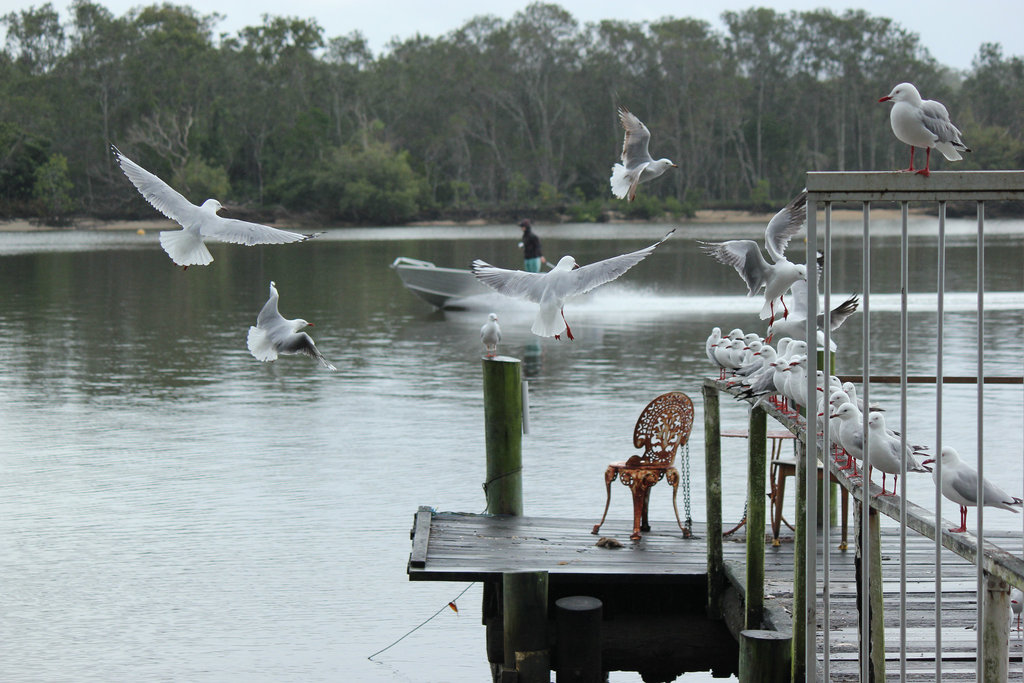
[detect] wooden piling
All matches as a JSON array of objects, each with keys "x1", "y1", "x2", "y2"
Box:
[
  {"x1": 503, "y1": 570, "x2": 550, "y2": 682},
  {"x1": 483, "y1": 357, "x2": 523, "y2": 516},
  {"x1": 982, "y1": 575, "x2": 1010, "y2": 681},
  {"x1": 554, "y1": 596, "x2": 602, "y2": 682},
  {"x1": 702, "y1": 383, "x2": 724, "y2": 619},
  {"x1": 739, "y1": 629, "x2": 791, "y2": 682},
  {"x1": 745, "y1": 405, "x2": 767, "y2": 630}
]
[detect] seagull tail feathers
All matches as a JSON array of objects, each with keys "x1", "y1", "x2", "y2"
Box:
[
  {"x1": 609, "y1": 164, "x2": 632, "y2": 200},
  {"x1": 246, "y1": 326, "x2": 277, "y2": 362},
  {"x1": 934, "y1": 141, "x2": 964, "y2": 162},
  {"x1": 531, "y1": 308, "x2": 566, "y2": 338},
  {"x1": 159, "y1": 229, "x2": 213, "y2": 267}
]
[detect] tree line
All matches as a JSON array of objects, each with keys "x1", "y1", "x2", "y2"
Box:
[{"x1": 2, "y1": 1, "x2": 1023, "y2": 226}]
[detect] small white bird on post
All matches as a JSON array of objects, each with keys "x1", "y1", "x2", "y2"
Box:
[{"x1": 481, "y1": 313, "x2": 501, "y2": 358}]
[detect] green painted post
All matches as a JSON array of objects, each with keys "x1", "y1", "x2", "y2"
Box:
[
  {"x1": 739, "y1": 629, "x2": 792, "y2": 682},
  {"x1": 746, "y1": 405, "x2": 767, "y2": 629},
  {"x1": 503, "y1": 570, "x2": 550, "y2": 682},
  {"x1": 483, "y1": 357, "x2": 523, "y2": 516},
  {"x1": 791, "y1": 437, "x2": 807, "y2": 682},
  {"x1": 702, "y1": 382, "x2": 724, "y2": 619}
]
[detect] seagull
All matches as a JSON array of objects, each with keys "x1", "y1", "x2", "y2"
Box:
[
  {"x1": 865, "y1": 411, "x2": 931, "y2": 496},
  {"x1": 831, "y1": 402, "x2": 865, "y2": 474},
  {"x1": 699, "y1": 190, "x2": 809, "y2": 321},
  {"x1": 705, "y1": 326, "x2": 723, "y2": 370},
  {"x1": 246, "y1": 280, "x2": 336, "y2": 371},
  {"x1": 112, "y1": 145, "x2": 318, "y2": 268},
  {"x1": 766, "y1": 285, "x2": 860, "y2": 344},
  {"x1": 471, "y1": 230, "x2": 674, "y2": 340},
  {"x1": 878, "y1": 82, "x2": 971, "y2": 177},
  {"x1": 609, "y1": 107, "x2": 677, "y2": 201},
  {"x1": 481, "y1": 313, "x2": 501, "y2": 358},
  {"x1": 1012, "y1": 588, "x2": 1023, "y2": 632},
  {"x1": 921, "y1": 447, "x2": 1023, "y2": 533}
]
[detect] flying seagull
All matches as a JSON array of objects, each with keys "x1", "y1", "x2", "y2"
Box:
[
  {"x1": 878, "y1": 82, "x2": 970, "y2": 177},
  {"x1": 247, "y1": 280, "x2": 336, "y2": 371},
  {"x1": 481, "y1": 313, "x2": 501, "y2": 358},
  {"x1": 700, "y1": 190, "x2": 809, "y2": 321},
  {"x1": 609, "y1": 107, "x2": 677, "y2": 201},
  {"x1": 471, "y1": 230, "x2": 675, "y2": 340},
  {"x1": 112, "y1": 145, "x2": 318, "y2": 268}
]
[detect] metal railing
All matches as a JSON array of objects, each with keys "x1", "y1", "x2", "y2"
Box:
[{"x1": 804, "y1": 170, "x2": 1024, "y2": 680}]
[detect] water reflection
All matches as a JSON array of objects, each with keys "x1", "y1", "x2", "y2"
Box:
[{"x1": 0, "y1": 219, "x2": 1022, "y2": 682}]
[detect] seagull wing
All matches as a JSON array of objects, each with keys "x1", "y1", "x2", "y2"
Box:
[
  {"x1": 281, "y1": 332, "x2": 337, "y2": 371},
  {"x1": 112, "y1": 145, "x2": 202, "y2": 226},
  {"x1": 699, "y1": 239, "x2": 771, "y2": 296},
  {"x1": 764, "y1": 189, "x2": 807, "y2": 262},
  {"x1": 204, "y1": 216, "x2": 314, "y2": 246},
  {"x1": 570, "y1": 229, "x2": 674, "y2": 296},
  {"x1": 471, "y1": 261, "x2": 548, "y2": 303},
  {"x1": 618, "y1": 107, "x2": 653, "y2": 168},
  {"x1": 919, "y1": 99, "x2": 965, "y2": 145},
  {"x1": 256, "y1": 282, "x2": 283, "y2": 328},
  {"x1": 948, "y1": 466, "x2": 980, "y2": 506}
]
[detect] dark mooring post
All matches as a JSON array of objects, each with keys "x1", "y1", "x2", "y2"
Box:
[
  {"x1": 746, "y1": 405, "x2": 767, "y2": 629},
  {"x1": 702, "y1": 382, "x2": 724, "y2": 619},
  {"x1": 555, "y1": 596, "x2": 603, "y2": 682},
  {"x1": 483, "y1": 357, "x2": 523, "y2": 515},
  {"x1": 739, "y1": 629, "x2": 791, "y2": 682},
  {"x1": 503, "y1": 570, "x2": 550, "y2": 683}
]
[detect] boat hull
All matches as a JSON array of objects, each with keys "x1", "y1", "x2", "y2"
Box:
[{"x1": 391, "y1": 258, "x2": 492, "y2": 309}]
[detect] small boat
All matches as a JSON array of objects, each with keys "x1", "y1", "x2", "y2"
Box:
[{"x1": 390, "y1": 257, "x2": 492, "y2": 309}]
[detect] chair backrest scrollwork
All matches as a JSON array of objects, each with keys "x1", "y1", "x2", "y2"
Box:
[{"x1": 632, "y1": 391, "x2": 694, "y2": 468}]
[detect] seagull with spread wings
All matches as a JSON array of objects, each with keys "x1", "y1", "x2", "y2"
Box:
[
  {"x1": 471, "y1": 231, "x2": 675, "y2": 340},
  {"x1": 609, "y1": 107, "x2": 677, "y2": 202},
  {"x1": 247, "y1": 281, "x2": 336, "y2": 371},
  {"x1": 112, "y1": 145, "x2": 318, "y2": 268}
]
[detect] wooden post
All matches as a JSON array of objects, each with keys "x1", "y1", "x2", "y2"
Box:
[
  {"x1": 790, "y1": 437, "x2": 807, "y2": 682},
  {"x1": 739, "y1": 629, "x2": 792, "y2": 682},
  {"x1": 483, "y1": 357, "x2": 523, "y2": 516},
  {"x1": 746, "y1": 405, "x2": 767, "y2": 630},
  {"x1": 702, "y1": 381, "x2": 724, "y2": 619},
  {"x1": 555, "y1": 596, "x2": 602, "y2": 682},
  {"x1": 503, "y1": 570, "x2": 549, "y2": 682},
  {"x1": 868, "y1": 507, "x2": 885, "y2": 680},
  {"x1": 982, "y1": 574, "x2": 1010, "y2": 682}
]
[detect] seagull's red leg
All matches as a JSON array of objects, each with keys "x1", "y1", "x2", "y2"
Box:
[
  {"x1": 916, "y1": 147, "x2": 932, "y2": 177},
  {"x1": 561, "y1": 308, "x2": 574, "y2": 341},
  {"x1": 903, "y1": 146, "x2": 916, "y2": 173},
  {"x1": 781, "y1": 295, "x2": 789, "y2": 320},
  {"x1": 950, "y1": 505, "x2": 968, "y2": 533}
]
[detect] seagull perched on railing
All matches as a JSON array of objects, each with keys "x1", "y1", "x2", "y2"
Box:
[
  {"x1": 471, "y1": 230, "x2": 674, "y2": 340},
  {"x1": 865, "y1": 411, "x2": 931, "y2": 497},
  {"x1": 699, "y1": 190, "x2": 809, "y2": 321},
  {"x1": 922, "y1": 447, "x2": 1023, "y2": 533},
  {"x1": 112, "y1": 146, "x2": 318, "y2": 268},
  {"x1": 878, "y1": 82, "x2": 971, "y2": 177},
  {"x1": 609, "y1": 107, "x2": 677, "y2": 201}
]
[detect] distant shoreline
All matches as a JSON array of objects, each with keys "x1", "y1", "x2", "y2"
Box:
[{"x1": 0, "y1": 208, "x2": 912, "y2": 232}]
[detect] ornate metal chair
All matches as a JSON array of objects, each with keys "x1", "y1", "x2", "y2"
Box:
[{"x1": 592, "y1": 391, "x2": 695, "y2": 541}]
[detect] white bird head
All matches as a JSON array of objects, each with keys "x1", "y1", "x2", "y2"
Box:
[
  {"x1": 794, "y1": 264, "x2": 808, "y2": 281},
  {"x1": 553, "y1": 255, "x2": 578, "y2": 271},
  {"x1": 867, "y1": 411, "x2": 885, "y2": 430},
  {"x1": 292, "y1": 318, "x2": 312, "y2": 331},
  {"x1": 488, "y1": 313, "x2": 498, "y2": 322},
  {"x1": 201, "y1": 199, "x2": 223, "y2": 213},
  {"x1": 879, "y1": 82, "x2": 921, "y2": 105},
  {"x1": 653, "y1": 158, "x2": 678, "y2": 171},
  {"x1": 832, "y1": 402, "x2": 858, "y2": 420}
]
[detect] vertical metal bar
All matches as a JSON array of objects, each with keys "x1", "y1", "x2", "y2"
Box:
[
  {"x1": 976, "y1": 200, "x2": 986, "y2": 678},
  {"x1": 899, "y1": 199, "x2": 910, "y2": 681},
  {"x1": 860, "y1": 201, "x2": 871, "y2": 683},
  {"x1": 935, "y1": 200, "x2": 945, "y2": 682},
  {"x1": 822, "y1": 201, "x2": 832, "y2": 682},
  {"x1": 805, "y1": 195, "x2": 819, "y2": 678}
]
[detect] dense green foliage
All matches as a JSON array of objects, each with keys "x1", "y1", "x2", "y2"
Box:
[{"x1": 2, "y1": 1, "x2": 1023, "y2": 225}]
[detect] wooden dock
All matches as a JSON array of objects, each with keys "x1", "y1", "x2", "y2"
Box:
[{"x1": 409, "y1": 507, "x2": 1024, "y2": 680}]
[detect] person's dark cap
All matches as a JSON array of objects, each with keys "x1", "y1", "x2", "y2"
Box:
[{"x1": 519, "y1": 219, "x2": 531, "y2": 228}]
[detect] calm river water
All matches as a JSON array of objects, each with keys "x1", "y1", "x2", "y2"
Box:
[{"x1": 2, "y1": 216, "x2": 1023, "y2": 681}]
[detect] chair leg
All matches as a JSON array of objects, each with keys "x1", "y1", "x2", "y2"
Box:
[
  {"x1": 592, "y1": 467, "x2": 617, "y2": 535},
  {"x1": 640, "y1": 489, "x2": 651, "y2": 533},
  {"x1": 839, "y1": 485, "x2": 849, "y2": 550},
  {"x1": 629, "y1": 482, "x2": 646, "y2": 541},
  {"x1": 772, "y1": 469, "x2": 786, "y2": 546},
  {"x1": 666, "y1": 468, "x2": 690, "y2": 538}
]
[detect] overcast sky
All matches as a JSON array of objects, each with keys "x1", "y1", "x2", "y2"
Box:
[{"x1": 4, "y1": 0, "x2": 1020, "y2": 72}]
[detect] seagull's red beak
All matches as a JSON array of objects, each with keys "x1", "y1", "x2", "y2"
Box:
[{"x1": 878, "y1": 95, "x2": 892, "y2": 103}]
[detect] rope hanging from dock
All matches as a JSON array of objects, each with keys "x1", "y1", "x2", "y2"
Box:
[{"x1": 367, "y1": 583, "x2": 477, "y2": 661}]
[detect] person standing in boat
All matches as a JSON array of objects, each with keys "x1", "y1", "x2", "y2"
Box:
[{"x1": 518, "y1": 219, "x2": 546, "y2": 272}]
